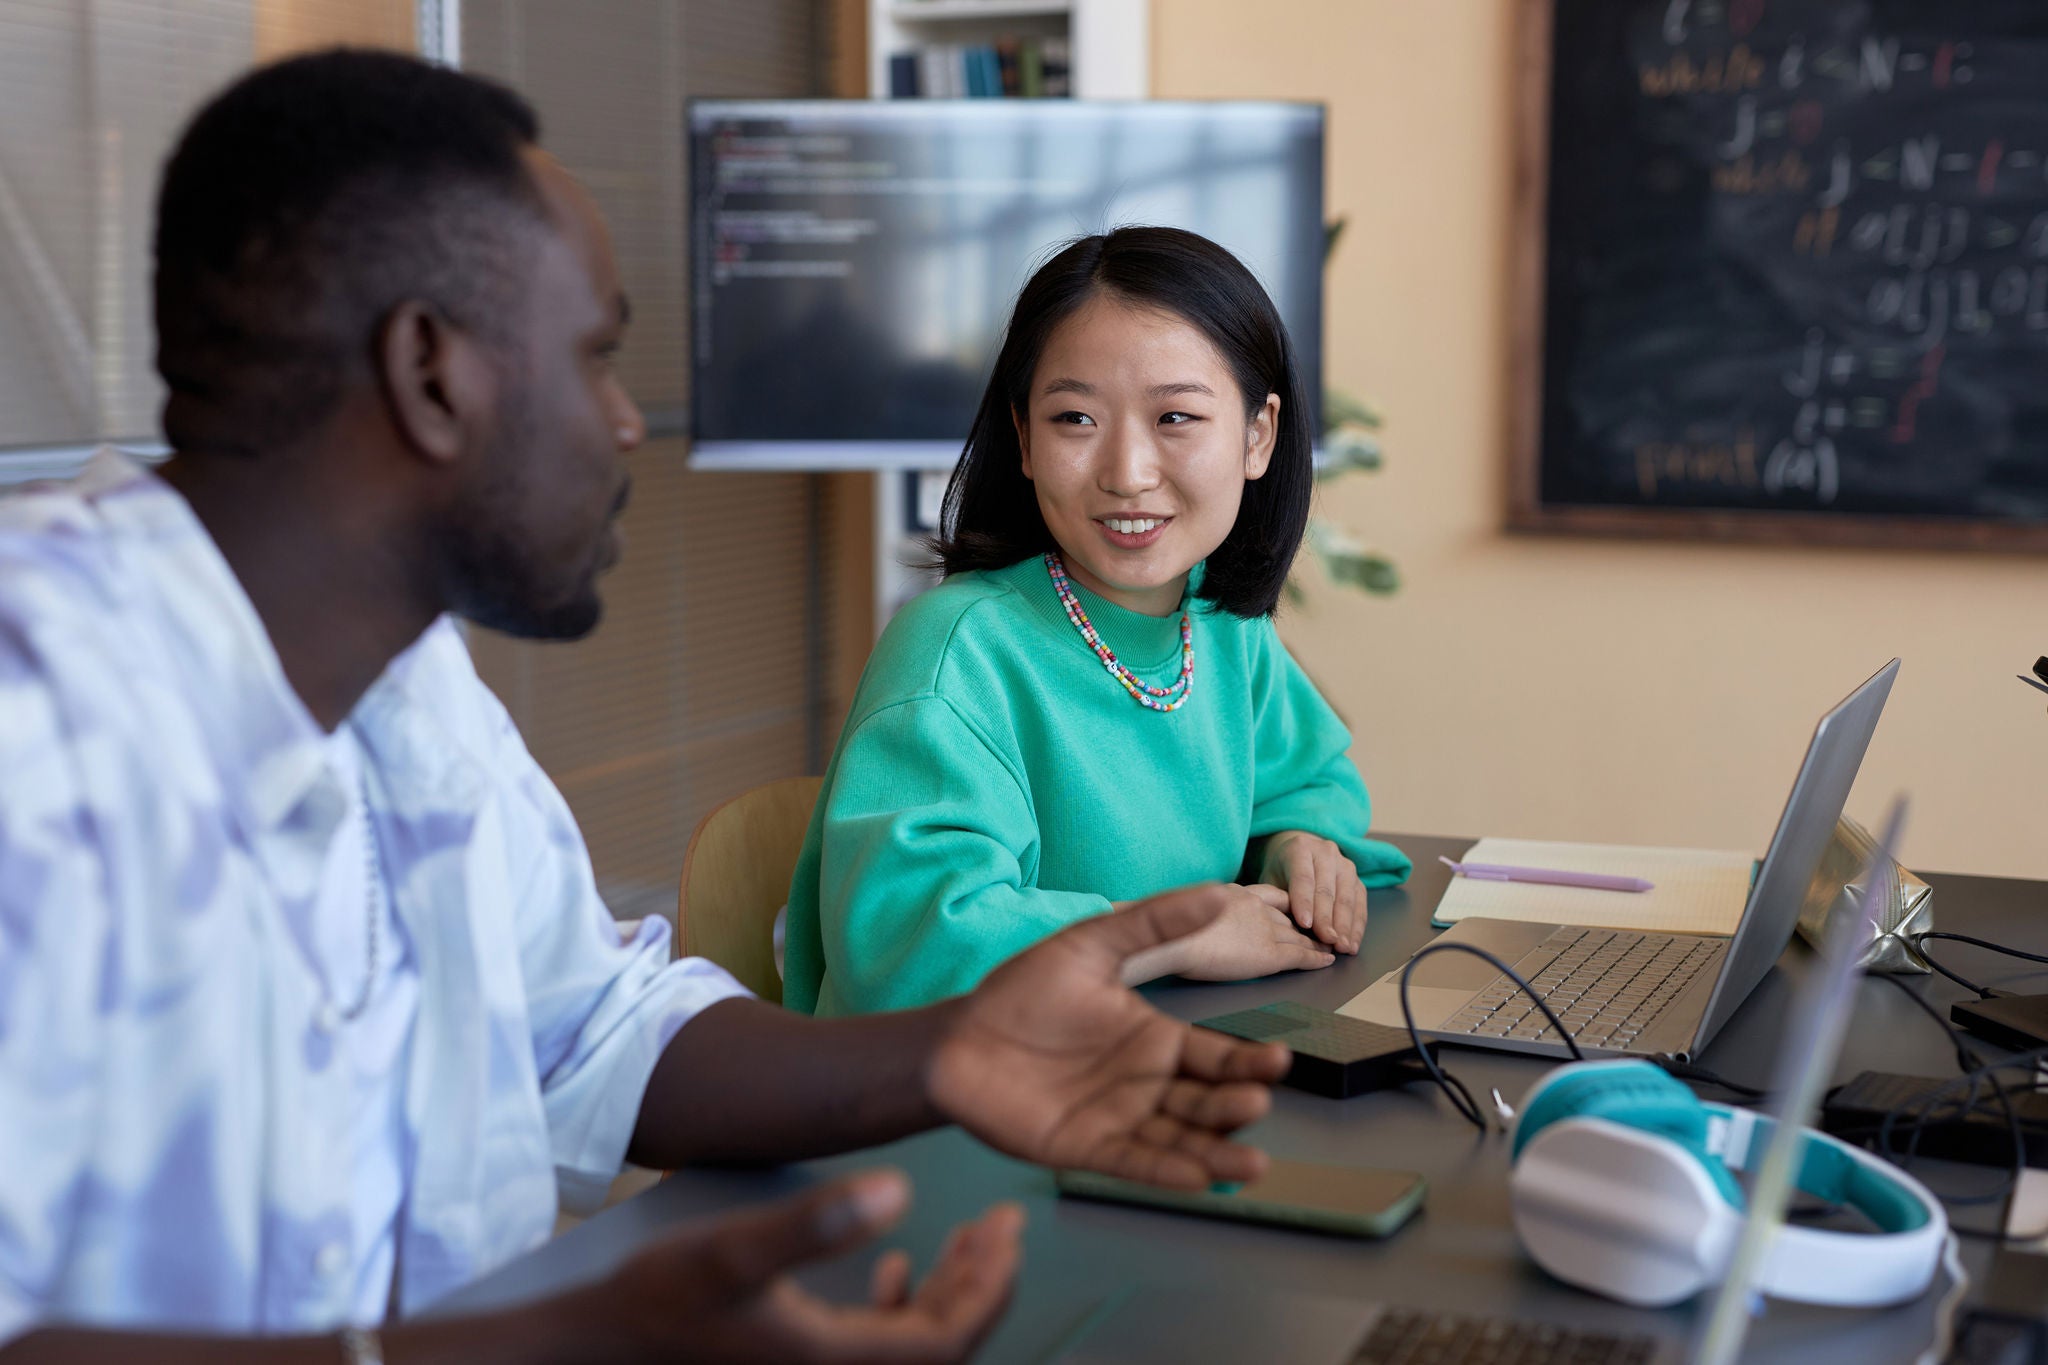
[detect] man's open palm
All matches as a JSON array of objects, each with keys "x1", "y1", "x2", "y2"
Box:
[{"x1": 927, "y1": 886, "x2": 1292, "y2": 1190}]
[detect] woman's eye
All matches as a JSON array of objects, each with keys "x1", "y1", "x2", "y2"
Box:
[
  {"x1": 1159, "y1": 411, "x2": 1199, "y2": 425},
  {"x1": 1051, "y1": 410, "x2": 1095, "y2": 426}
]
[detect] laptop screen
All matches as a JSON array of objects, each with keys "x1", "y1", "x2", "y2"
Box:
[{"x1": 1691, "y1": 659, "x2": 1897, "y2": 1051}]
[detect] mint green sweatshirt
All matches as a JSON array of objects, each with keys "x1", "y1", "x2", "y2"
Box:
[{"x1": 781, "y1": 556, "x2": 1411, "y2": 1015}]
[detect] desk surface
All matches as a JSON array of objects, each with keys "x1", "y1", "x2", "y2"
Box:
[{"x1": 444, "y1": 834, "x2": 2048, "y2": 1362}]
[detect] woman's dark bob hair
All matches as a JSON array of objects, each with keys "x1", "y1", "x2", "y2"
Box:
[{"x1": 930, "y1": 225, "x2": 1314, "y2": 619}]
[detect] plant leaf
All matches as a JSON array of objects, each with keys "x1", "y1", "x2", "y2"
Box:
[
  {"x1": 1316, "y1": 430, "x2": 1382, "y2": 480},
  {"x1": 1303, "y1": 519, "x2": 1400, "y2": 596},
  {"x1": 1321, "y1": 388, "x2": 1384, "y2": 434}
]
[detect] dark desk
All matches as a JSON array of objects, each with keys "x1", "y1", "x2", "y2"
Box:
[{"x1": 444, "y1": 835, "x2": 2048, "y2": 1362}]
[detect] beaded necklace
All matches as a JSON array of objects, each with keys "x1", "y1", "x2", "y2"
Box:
[{"x1": 1044, "y1": 552, "x2": 1195, "y2": 713}]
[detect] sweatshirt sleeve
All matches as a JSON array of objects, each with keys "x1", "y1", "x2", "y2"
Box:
[
  {"x1": 812, "y1": 694, "x2": 1111, "y2": 1014},
  {"x1": 1245, "y1": 623, "x2": 1412, "y2": 887}
]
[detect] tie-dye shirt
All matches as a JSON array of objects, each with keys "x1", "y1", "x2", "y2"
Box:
[{"x1": 0, "y1": 450, "x2": 751, "y2": 1341}]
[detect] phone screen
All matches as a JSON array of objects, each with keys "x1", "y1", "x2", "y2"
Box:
[
  {"x1": 1234, "y1": 1160, "x2": 1423, "y2": 1218},
  {"x1": 1057, "y1": 1159, "x2": 1425, "y2": 1238}
]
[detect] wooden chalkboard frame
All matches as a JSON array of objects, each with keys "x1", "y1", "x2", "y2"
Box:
[{"x1": 1504, "y1": 0, "x2": 2048, "y2": 553}]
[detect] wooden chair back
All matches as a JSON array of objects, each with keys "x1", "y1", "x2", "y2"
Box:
[{"x1": 676, "y1": 775, "x2": 823, "y2": 1005}]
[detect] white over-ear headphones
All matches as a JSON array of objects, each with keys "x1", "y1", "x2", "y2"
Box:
[{"x1": 1509, "y1": 1060, "x2": 1948, "y2": 1309}]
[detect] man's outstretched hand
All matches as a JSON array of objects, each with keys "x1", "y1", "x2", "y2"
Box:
[{"x1": 926, "y1": 885, "x2": 1293, "y2": 1190}]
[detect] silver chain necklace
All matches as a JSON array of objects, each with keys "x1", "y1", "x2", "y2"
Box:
[{"x1": 332, "y1": 757, "x2": 382, "y2": 1024}]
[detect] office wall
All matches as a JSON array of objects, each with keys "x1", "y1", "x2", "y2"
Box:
[{"x1": 1155, "y1": 0, "x2": 2048, "y2": 880}]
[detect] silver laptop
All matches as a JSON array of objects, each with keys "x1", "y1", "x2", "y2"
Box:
[{"x1": 1338, "y1": 659, "x2": 1898, "y2": 1063}]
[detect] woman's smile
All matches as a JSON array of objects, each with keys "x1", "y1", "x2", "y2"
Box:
[{"x1": 1094, "y1": 514, "x2": 1173, "y2": 550}]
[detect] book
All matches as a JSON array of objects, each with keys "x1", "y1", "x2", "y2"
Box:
[
  {"x1": 1041, "y1": 35, "x2": 1071, "y2": 97},
  {"x1": 996, "y1": 38, "x2": 1022, "y2": 97},
  {"x1": 1019, "y1": 39, "x2": 1045, "y2": 98},
  {"x1": 888, "y1": 51, "x2": 920, "y2": 98},
  {"x1": 1432, "y1": 838, "x2": 1757, "y2": 936},
  {"x1": 977, "y1": 45, "x2": 1004, "y2": 97},
  {"x1": 968, "y1": 44, "x2": 1001, "y2": 97},
  {"x1": 917, "y1": 45, "x2": 950, "y2": 99}
]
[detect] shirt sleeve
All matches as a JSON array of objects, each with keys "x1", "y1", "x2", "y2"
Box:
[
  {"x1": 1244, "y1": 622, "x2": 1412, "y2": 888},
  {"x1": 481, "y1": 696, "x2": 752, "y2": 1214},
  {"x1": 0, "y1": 621, "x2": 112, "y2": 1346},
  {"x1": 813, "y1": 695, "x2": 1111, "y2": 1014}
]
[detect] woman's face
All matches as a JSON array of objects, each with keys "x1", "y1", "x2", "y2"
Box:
[{"x1": 1016, "y1": 294, "x2": 1278, "y2": 617}]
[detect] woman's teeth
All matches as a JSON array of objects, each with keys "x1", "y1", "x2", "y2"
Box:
[{"x1": 1105, "y1": 518, "x2": 1163, "y2": 534}]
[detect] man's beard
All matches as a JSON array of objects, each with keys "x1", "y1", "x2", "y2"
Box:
[{"x1": 437, "y1": 409, "x2": 615, "y2": 642}]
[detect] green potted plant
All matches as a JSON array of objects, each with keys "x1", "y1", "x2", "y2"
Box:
[{"x1": 1289, "y1": 217, "x2": 1400, "y2": 605}]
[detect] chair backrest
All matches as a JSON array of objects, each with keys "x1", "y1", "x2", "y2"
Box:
[{"x1": 676, "y1": 775, "x2": 823, "y2": 1005}]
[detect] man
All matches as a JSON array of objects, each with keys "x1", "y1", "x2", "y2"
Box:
[{"x1": 0, "y1": 50, "x2": 1289, "y2": 1363}]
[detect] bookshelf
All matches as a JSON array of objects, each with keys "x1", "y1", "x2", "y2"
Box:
[
  {"x1": 869, "y1": 0, "x2": 1147, "y2": 101},
  {"x1": 864, "y1": 0, "x2": 1149, "y2": 627}
]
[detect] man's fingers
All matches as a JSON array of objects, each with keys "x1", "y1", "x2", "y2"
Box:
[
  {"x1": 687, "y1": 1168, "x2": 910, "y2": 1301},
  {"x1": 1156, "y1": 1076, "x2": 1276, "y2": 1133},
  {"x1": 1088, "y1": 1119, "x2": 1273, "y2": 1189},
  {"x1": 1066, "y1": 884, "x2": 1234, "y2": 964},
  {"x1": 775, "y1": 1207, "x2": 1022, "y2": 1365},
  {"x1": 1183, "y1": 1025, "x2": 1292, "y2": 1084},
  {"x1": 910, "y1": 1203, "x2": 1026, "y2": 1327},
  {"x1": 869, "y1": 1248, "x2": 913, "y2": 1309}
]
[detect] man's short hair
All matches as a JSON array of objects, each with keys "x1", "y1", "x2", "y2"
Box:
[{"x1": 153, "y1": 48, "x2": 547, "y2": 456}]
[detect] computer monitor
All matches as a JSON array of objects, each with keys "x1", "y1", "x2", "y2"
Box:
[{"x1": 686, "y1": 99, "x2": 1325, "y2": 470}]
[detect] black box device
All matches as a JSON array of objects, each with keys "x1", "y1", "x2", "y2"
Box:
[
  {"x1": 1197, "y1": 1001, "x2": 1427, "y2": 1099},
  {"x1": 1952, "y1": 993, "x2": 2048, "y2": 1056},
  {"x1": 1820, "y1": 1070, "x2": 2048, "y2": 1169}
]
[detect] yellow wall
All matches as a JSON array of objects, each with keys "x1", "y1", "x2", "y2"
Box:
[
  {"x1": 254, "y1": 0, "x2": 414, "y2": 60},
  {"x1": 1155, "y1": 0, "x2": 2048, "y2": 880}
]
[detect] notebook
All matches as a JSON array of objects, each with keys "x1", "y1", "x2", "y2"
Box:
[{"x1": 1432, "y1": 838, "x2": 1757, "y2": 936}]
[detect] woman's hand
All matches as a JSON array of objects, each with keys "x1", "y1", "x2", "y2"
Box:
[
  {"x1": 1119, "y1": 882, "x2": 1334, "y2": 985},
  {"x1": 1260, "y1": 831, "x2": 1368, "y2": 955}
]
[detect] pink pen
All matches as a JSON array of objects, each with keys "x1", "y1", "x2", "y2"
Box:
[{"x1": 1437, "y1": 856, "x2": 1653, "y2": 893}]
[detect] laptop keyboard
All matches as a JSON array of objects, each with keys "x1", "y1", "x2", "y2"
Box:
[
  {"x1": 1438, "y1": 927, "x2": 1722, "y2": 1051},
  {"x1": 1352, "y1": 1308, "x2": 1659, "y2": 1364}
]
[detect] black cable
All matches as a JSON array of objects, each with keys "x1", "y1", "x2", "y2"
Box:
[
  {"x1": 1872, "y1": 976, "x2": 2011, "y2": 1188},
  {"x1": 1397, "y1": 941, "x2": 1585, "y2": 1133},
  {"x1": 1884, "y1": 1047, "x2": 2046, "y2": 1224},
  {"x1": 1907, "y1": 930, "x2": 2048, "y2": 1000},
  {"x1": 1869, "y1": 974, "x2": 2046, "y2": 1236},
  {"x1": 1880, "y1": 970, "x2": 1988, "y2": 1073},
  {"x1": 1651, "y1": 1057, "x2": 1768, "y2": 1100}
]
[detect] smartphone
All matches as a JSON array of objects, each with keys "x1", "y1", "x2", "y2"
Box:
[{"x1": 1056, "y1": 1159, "x2": 1425, "y2": 1239}]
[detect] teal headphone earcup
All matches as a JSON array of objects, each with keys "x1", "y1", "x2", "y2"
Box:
[{"x1": 1513, "y1": 1060, "x2": 1743, "y2": 1207}]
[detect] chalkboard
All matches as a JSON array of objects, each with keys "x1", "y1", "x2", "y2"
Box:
[{"x1": 1509, "y1": 0, "x2": 2048, "y2": 549}]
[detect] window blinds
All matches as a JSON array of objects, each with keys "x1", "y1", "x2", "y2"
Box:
[{"x1": 460, "y1": 0, "x2": 858, "y2": 924}]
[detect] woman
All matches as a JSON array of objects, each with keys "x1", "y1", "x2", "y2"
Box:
[{"x1": 783, "y1": 226, "x2": 1410, "y2": 1015}]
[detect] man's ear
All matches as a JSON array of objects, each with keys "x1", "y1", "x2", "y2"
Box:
[
  {"x1": 1014, "y1": 406, "x2": 1035, "y2": 480},
  {"x1": 1244, "y1": 392, "x2": 1280, "y2": 481},
  {"x1": 375, "y1": 301, "x2": 499, "y2": 467}
]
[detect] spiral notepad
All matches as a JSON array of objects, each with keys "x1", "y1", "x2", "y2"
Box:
[{"x1": 1432, "y1": 838, "x2": 1757, "y2": 936}]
